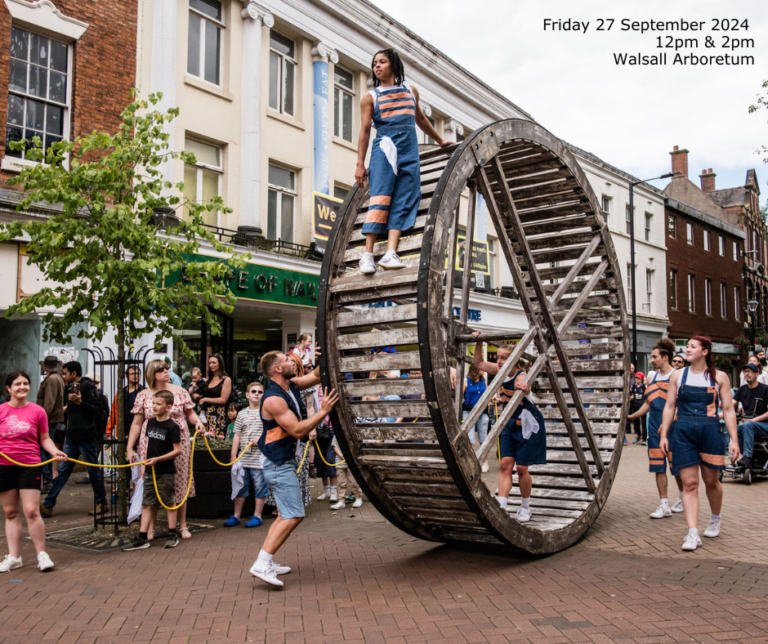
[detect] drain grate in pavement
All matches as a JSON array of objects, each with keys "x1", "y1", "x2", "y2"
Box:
[{"x1": 25, "y1": 522, "x2": 215, "y2": 552}]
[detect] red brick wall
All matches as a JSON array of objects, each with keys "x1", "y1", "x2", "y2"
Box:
[
  {"x1": 665, "y1": 205, "x2": 745, "y2": 344},
  {"x1": 0, "y1": 0, "x2": 137, "y2": 190}
]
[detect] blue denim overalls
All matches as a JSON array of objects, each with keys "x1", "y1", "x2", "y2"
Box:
[
  {"x1": 361, "y1": 84, "x2": 420, "y2": 236},
  {"x1": 645, "y1": 372, "x2": 678, "y2": 474},
  {"x1": 670, "y1": 367, "x2": 725, "y2": 471},
  {"x1": 498, "y1": 370, "x2": 547, "y2": 466}
]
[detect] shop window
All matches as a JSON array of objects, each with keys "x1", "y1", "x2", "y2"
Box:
[
  {"x1": 669, "y1": 269, "x2": 678, "y2": 310},
  {"x1": 333, "y1": 66, "x2": 354, "y2": 142},
  {"x1": 6, "y1": 27, "x2": 69, "y2": 160},
  {"x1": 269, "y1": 31, "x2": 296, "y2": 116},
  {"x1": 267, "y1": 164, "x2": 296, "y2": 241},
  {"x1": 187, "y1": 0, "x2": 223, "y2": 86},
  {"x1": 183, "y1": 137, "x2": 222, "y2": 227}
]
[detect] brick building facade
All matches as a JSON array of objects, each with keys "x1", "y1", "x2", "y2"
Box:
[
  {"x1": 0, "y1": 0, "x2": 137, "y2": 390},
  {"x1": 664, "y1": 147, "x2": 746, "y2": 373}
]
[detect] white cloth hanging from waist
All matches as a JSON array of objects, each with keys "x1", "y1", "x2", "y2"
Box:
[
  {"x1": 520, "y1": 409, "x2": 540, "y2": 440},
  {"x1": 231, "y1": 460, "x2": 245, "y2": 500},
  {"x1": 127, "y1": 463, "x2": 144, "y2": 524}
]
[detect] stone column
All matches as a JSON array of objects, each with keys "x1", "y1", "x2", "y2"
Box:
[
  {"x1": 151, "y1": 0, "x2": 178, "y2": 195},
  {"x1": 443, "y1": 119, "x2": 464, "y2": 144},
  {"x1": 310, "y1": 42, "x2": 338, "y2": 195},
  {"x1": 238, "y1": 2, "x2": 274, "y2": 236}
]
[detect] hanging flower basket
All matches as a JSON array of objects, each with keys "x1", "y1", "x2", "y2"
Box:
[{"x1": 733, "y1": 336, "x2": 751, "y2": 351}]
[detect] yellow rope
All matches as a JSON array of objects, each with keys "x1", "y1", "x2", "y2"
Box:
[
  {"x1": 0, "y1": 452, "x2": 146, "y2": 468},
  {"x1": 495, "y1": 401, "x2": 501, "y2": 464},
  {"x1": 313, "y1": 438, "x2": 345, "y2": 466},
  {"x1": 297, "y1": 439, "x2": 310, "y2": 472},
  {"x1": 201, "y1": 433, "x2": 258, "y2": 466}
]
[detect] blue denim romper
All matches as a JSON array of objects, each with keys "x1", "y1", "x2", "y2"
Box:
[
  {"x1": 646, "y1": 372, "x2": 679, "y2": 475},
  {"x1": 669, "y1": 367, "x2": 725, "y2": 471},
  {"x1": 498, "y1": 371, "x2": 547, "y2": 466},
  {"x1": 361, "y1": 84, "x2": 421, "y2": 236}
]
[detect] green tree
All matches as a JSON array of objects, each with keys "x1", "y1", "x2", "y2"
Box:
[{"x1": 0, "y1": 93, "x2": 245, "y2": 526}]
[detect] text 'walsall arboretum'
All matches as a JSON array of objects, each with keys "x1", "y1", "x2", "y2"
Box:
[{"x1": 542, "y1": 18, "x2": 755, "y2": 66}]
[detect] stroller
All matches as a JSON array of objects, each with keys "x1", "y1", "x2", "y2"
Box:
[{"x1": 721, "y1": 414, "x2": 768, "y2": 485}]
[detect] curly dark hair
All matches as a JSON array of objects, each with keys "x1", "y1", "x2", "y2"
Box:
[{"x1": 371, "y1": 49, "x2": 405, "y2": 87}]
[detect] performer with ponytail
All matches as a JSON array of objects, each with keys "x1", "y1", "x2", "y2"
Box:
[
  {"x1": 659, "y1": 336, "x2": 739, "y2": 551},
  {"x1": 355, "y1": 49, "x2": 450, "y2": 275},
  {"x1": 627, "y1": 338, "x2": 684, "y2": 518}
]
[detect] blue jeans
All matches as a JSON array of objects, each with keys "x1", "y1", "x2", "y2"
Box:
[
  {"x1": 237, "y1": 467, "x2": 269, "y2": 499},
  {"x1": 737, "y1": 420, "x2": 768, "y2": 458},
  {"x1": 262, "y1": 457, "x2": 304, "y2": 519},
  {"x1": 43, "y1": 437, "x2": 106, "y2": 509},
  {"x1": 463, "y1": 410, "x2": 489, "y2": 445}
]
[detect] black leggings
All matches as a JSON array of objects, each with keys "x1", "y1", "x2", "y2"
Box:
[{"x1": 627, "y1": 414, "x2": 647, "y2": 440}]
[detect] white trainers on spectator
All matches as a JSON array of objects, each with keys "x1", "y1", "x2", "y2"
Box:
[
  {"x1": 329, "y1": 492, "x2": 339, "y2": 502},
  {"x1": 250, "y1": 561, "x2": 284, "y2": 587},
  {"x1": 481, "y1": 462, "x2": 489, "y2": 473},
  {"x1": 682, "y1": 533, "x2": 702, "y2": 551},
  {"x1": 0, "y1": 554, "x2": 22, "y2": 573},
  {"x1": 378, "y1": 250, "x2": 405, "y2": 270},
  {"x1": 650, "y1": 504, "x2": 672, "y2": 519},
  {"x1": 271, "y1": 562, "x2": 291, "y2": 576},
  {"x1": 352, "y1": 498, "x2": 363, "y2": 508},
  {"x1": 330, "y1": 500, "x2": 345, "y2": 510},
  {"x1": 670, "y1": 498, "x2": 684, "y2": 513},
  {"x1": 703, "y1": 518, "x2": 721, "y2": 538},
  {"x1": 317, "y1": 491, "x2": 329, "y2": 501},
  {"x1": 516, "y1": 507, "x2": 532, "y2": 523},
  {"x1": 359, "y1": 253, "x2": 376, "y2": 275},
  {"x1": 37, "y1": 552, "x2": 54, "y2": 572}
]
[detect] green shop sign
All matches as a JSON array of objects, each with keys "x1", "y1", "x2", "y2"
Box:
[{"x1": 172, "y1": 254, "x2": 319, "y2": 308}]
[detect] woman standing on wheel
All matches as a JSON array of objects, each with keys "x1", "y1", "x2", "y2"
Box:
[
  {"x1": 660, "y1": 336, "x2": 740, "y2": 551},
  {"x1": 0, "y1": 371, "x2": 67, "y2": 573},
  {"x1": 355, "y1": 49, "x2": 450, "y2": 275}
]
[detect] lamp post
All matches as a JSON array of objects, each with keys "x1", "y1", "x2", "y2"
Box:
[
  {"x1": 748, "y1": 298, "x2": 759, "y2": 350},
  {"x1": 628, "y1": 173, "x2": 674, "y2": 369}
]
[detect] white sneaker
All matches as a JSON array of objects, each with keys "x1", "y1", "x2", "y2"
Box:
[
  {"x1": 481, "y1": 461, "x2": 489, "y2": 473},
  {"x1": 317, "y1": 491, "x2": 329, "y2": 501},
  {"x1": 37, "y1": 551, "x2": 54, "y2": 572},
  {"x1": 516, "y1": 507, "x2": 532, "y2": 523},
  {"x1": 329, "y1": 492, "x2": 339, "y2": 502},
  {"x1": 0, "y1": 554, "x2": 22, "y2": 573},
  {"x1": 378, "y1": 251, "x2": 405, "y2": 270},
  {"x1": 682, "y1": 533, "x2": 702, "y2": 551},
  {"x1": 352, "y1": 498, "x2": 363, "y2": 508},
  {"x1": 271, "y1": 562, "x2": 291, "y2": 576},
  {"x1": 703, "y1": 518, "x2": 721, "y2": 538},
  {"x1": 671, "y1": 498, "x2": 684, "y2": 513},
  {"x1": 359, "y1": 252, "x2": 376, "y2": 274},
  {"x1": 250, "y1": 561, "x2": 284, "y2": 588},
  {"x1": 330, "y1": 500, "x2": 345, "y2": 510},
  {"x1": 650, "y1": 504, "x2": 672, "y2": 519}
]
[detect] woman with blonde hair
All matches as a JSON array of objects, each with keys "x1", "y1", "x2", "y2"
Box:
[{"x1": 127, "y1": 358, "x2": 204, "y2": 540}]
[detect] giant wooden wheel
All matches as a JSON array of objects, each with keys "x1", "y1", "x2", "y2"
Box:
[{"x1": 317, "y1": 119, "x2": 630, "y2": 554}]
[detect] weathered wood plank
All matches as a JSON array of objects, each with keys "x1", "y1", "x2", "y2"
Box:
[
  {"x1": 358, "y1": 454, "x2": 448, "y2": 470},
  {"x1": 342, "y1": 377, "x2": 424, "y2": 396},
  {"x1": 336, "y1": 327, "x2": 419, "y2": 351},
  {"x1": 344, "y1": 235, "x2": 423, "y2": 262},
  {"x1": 334, "y1": 284, "x2": 418, "y2": 305},
  {"x1": 507, "y1": 487, "x2": 595, "y2": 503},
  {"x1": 517, "y1": 474, "x2": 594, "y2": 490},
  {"x1": 532, "y1": 391, "x2": 624, "y2": 405},
  {"x1": 522, "y1": 215, "x2": 595, "y2": 236},
  {"x1": 539, "y1": 407, "x2": 622, "y2": 420},
  {"x1": 331, "y1": 264, "x2": 420, "y2": 294},
  {"x1": 505, "y1": 505, "x2": 584, "y2": 519},
  {"x1": 546, "y1": 450, "x2": 612, "y2": 465},
  {"x1": 374, "y1": 468, "x2": 454, "y2": 483},
  {"x1": 353, "y1": 424, "x2": 435, "y2": 442},
  {"x1": 349, "y1": 400, "x2": 430, "y2": 418},
  {"x1": 335, "y1": 303, "x2": 418, "y2": 329},
  {"x1": 395, "y1": 496, "x2": 470, "y2": 511},
  {"x1": 337, "y1": 351, "x2": 421, "y2": 373},
  {"x1": 527, "y1": 463, "x2": 599, "y2": 476},
  {"x1": 383, "y1": 481, "x2": 463, "y2": 497},
  {"x1": 544, "y1": 422, "x2": 620, "y2": 435},
  {"x1": 560, "y1": 326, "x2": 624, "y2": 341},
  {"x1": 554, "y1": 359, "x2": 624, "y2": 373},
  {"x1": 535, "y1": 375, "x2": 624, "y2": 389}
]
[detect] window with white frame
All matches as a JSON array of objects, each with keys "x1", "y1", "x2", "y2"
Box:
[
  {"x1": 735, "y1": 286, "x2": 741, "y2": 320},
  {"x1": 719, "y1": 235, "x2": 725, "y2": 255},
  {"x1": 688, "y1": 274, "x2": 695, "y2": 312},
  {"x1": 644, "y1": 213, "x2": 652, "y2": 241},
  {"x1": 668, "y1": 214, "x2": 676, "y2": 238},
  {"x1": 733, "y1": 241, "x2": 739, "y2": 261},
  {"x1": 645, "y1": 269, "x2": 653, "y2": 314},
  {"x1": 333, "y1": 66, "x2": 354, "y2": 142},
  {"x1": 183, "y1": 137, "x2": 222, "y2": 227},
  {"x1": 669, "y1": 269, "x2": 678, "y2": 310},
  {"x1": 6, "y1": 27, "x2": 69, "y2": 160},
  {"x1": 720, "y1": 283, "x2": 727, "y2": 318},
  {"x1": 686, "y1": 222, "x2": 694, "y2": 245},
  {"x1": 601, "y1": 196, "x2": 611, "y2": 223},
  {"x1": 625, "y1": 204, "x2": 632, "y2": 235},
  {"x1": 703, "y1": 230, "x2": 710, "y2": 251},
  {"x1": 269, "y1": 31, "x2": 296, "y2": 116},
  {"x1": 187, "y1": 0, "x2": 223, "y2": 86},
  {"x1": 487, "y1": 238, "x2": 496, "y2": 291},
  {"x1": 705, "y1": 278, "x2": 712, "y2": 315},
  {"x1": 267, "y1": 164, "x2": 296, "y2": 241}
]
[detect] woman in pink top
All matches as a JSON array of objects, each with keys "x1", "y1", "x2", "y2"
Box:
[{"x1": 0, "y1": 370, "x2": 67, "y2": 573}]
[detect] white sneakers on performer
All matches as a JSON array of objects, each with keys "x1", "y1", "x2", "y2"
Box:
[
  {"x1": 703, "y1": 518, "x2": 721, "y2": 538},
  {"x1": 650, "y1": 504, "x2": 672, "y2": 519},
  {"x1": 359, "y1": 252, "x2": 377, "y2": 275},
  {"x1": 352, "y1": 498, "x2": 363, "y2": 508},
  {"x1": 670, "y1": 498, "x2": 684, "y2": 513},
  {"x1": 378, "y1": 250, "x2": 405, "y2": 270},
  {"x1": 250, "y1": 561, "x2": 284, "y2": 588},
  {"x1": 516, "y1": 507, "x2": 532, "y2": 523},
  {"x1": 272, "y1": 562, "x2": 291, "y2": 576},
  {"x1": 682, "y1": 533, "x2": 702, "y2": 551},
  {"x1": 330, "y1": 500, "x2": 345, "y2": 510},
  {"x1": 37, "y1": 552, "x2": 54, "y2": 572},
  {"x1": 0, "y1": 554, "x2": 22, "y2": 573}
]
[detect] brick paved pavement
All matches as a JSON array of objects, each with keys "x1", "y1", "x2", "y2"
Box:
[{"x1": 1, "y1": 445, "x2": 767, "y2": 643}]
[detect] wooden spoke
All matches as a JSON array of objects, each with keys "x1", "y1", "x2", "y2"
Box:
[{"x1": 547, "y1": 235, "x2": 602, "y2": 310}]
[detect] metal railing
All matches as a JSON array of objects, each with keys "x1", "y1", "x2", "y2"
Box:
[{"x1": 200, "y1": 224, "x2": 322, "y2": 262}]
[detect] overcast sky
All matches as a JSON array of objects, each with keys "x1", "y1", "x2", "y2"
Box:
[{"x1": 373, "y1": 0, "x2": 768, "y2": 196}]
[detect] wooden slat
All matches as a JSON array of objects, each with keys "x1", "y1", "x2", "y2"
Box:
[
  {"x1": 555, "y1": 359, "x2": 624, "y2": 373},
  {"x1": 335, "y1": 303, "x2": 418, "y2": 328},
  {"x1": 349, "y1": 399, "x2": 430, "y2": 418},
  {"x1": 527, "y1": 463, "x2": 599, "y2": 476},
  {"x1": 522, "y1": 215, "x2": 595, "y2": 236},
  {"x1": 505, "y1": 505, "x2": 583, "y2": 519},
  {"x1": 335, "y1": 284, "x2": 418, "y2": 305},
  {"x1": 382, "y1": 481, "x2": 463, "y2": 497},
  {"x1": 508, "y1": 487, "x2": 595, "y2": 503},
  {"x1": 560, "y1": 326, "x2": 623, "y2": 341},
  {"x1": 536, "y1": 375, "x2": 624, "y2": 389},
  {"x1": 517, "y1": 475, "x2": 593, "y2": 490},
  {"x1": 526, "y1": 517, "x2": 577, "y2": 532},
  {"x1": 396, "y1": 496, "x2": 470, "y2": 511},
  {"x1": 524, "y1": 231, "x2": 597, "y2": 252},
  {"x1": 342, "y1": 377, "x2": 424, "y2": 397},
  {"x1": 505, "y1": 496, "x2": 590, "y2": 511},
  {"x1": 358, "y1": 454, "x2": 448, "y2": 470},
  {"x1": 532, "y1": 391, "x2": 624, "y2": 405},
  {"x1": 353, "y1": 424, "x2": 435, "y2": 442},
  {"x1": 337, "y1": 327, "x2": 419, "y2": 351},
  {"x1": 336, "y1": 254, "x2": 420, "y2": 280},
  {"x1": 374, "y1": 468, "x2": 454, "y2": 483},
  {"x1": 344, "y1": 235, "x2": 423, "y2": 262},
  {"x1": 539, "y1": 407, "x2": 621, "y2": 420},
  {"x1": 360, "y1": 445, "x2": 443, "y2": 458},
  {"x1": 330, "y1": 264, "x2": 420, "y2": 294},
  {"x1": 545, "y1": 423, "x2": 619, "y2": 435},
  {"x1": 337, "y1": 351, "x2": 421, "y2": 373},
  {"x1": 546, "y1": 450, "x2": 612, "y2": 465}
]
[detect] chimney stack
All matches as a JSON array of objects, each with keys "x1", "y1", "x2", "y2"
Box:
[
  {"x1": 670, "y1": 145, "x2": 689, "y2": 178},
  {"x1": 700, "y1": 168, "x2": 716, "y2": 192}
]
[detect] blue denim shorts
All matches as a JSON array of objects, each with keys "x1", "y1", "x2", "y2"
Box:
[
  {"x1": 499, "y1": 419, "x2": 547, "y2": 467},
  {"x1": 237, "y1": 467, "x2": 269, "y2": 499},
  {"x1": 261, "y1": 457, "x2": 305, "y2": 519},
  {"x1": 648, "y1": 427, "x2": 679, "y2": 476},
  {"x1": 669, "y1": 418, "x2": 725, "y2": 471}
]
